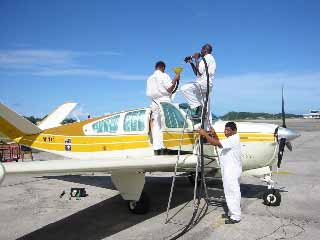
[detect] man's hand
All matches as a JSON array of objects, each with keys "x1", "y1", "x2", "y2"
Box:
[
  {"x1": 199, "y1": 128, "x2": 222, "y2": 147},
  {"x1": 199, "y1": 128, "x2": 207, "y2": 137},
  {"x1": 193, "y1": 52, "x2": 200, "y2": 60}
]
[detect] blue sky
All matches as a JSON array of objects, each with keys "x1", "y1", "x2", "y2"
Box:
[{"x1": 0, "y1": 0, "x2": 319, "y2": 118}]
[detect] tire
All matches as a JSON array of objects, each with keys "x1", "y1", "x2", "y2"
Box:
[
  {"x1": 127, "y1": 192, "x2": 150, "y2": 214},
  {"x1": 263, "y1": 189, "x2": 281, "y2": 206}
]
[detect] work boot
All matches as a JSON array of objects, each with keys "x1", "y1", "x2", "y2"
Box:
[
  {"x1": 225, "y1": 218, "x2": 240, "y2": 224},
  {"x1": 154, "y1": 149, "x2": 169, "y2": 155},
  {"x1": 154, "y1": 150, "x2": 161, "y2": 155},
  {"x1": 160, "y1": 148, "x2": 171, "y2": 155}
]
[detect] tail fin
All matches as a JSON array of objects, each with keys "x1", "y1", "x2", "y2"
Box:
[
  {"x1": 0, "y1": 102, "x2": 41, "y2": 140},
  {"x1": 38, "y1": 102, "x2": 77, "y2": 130}
]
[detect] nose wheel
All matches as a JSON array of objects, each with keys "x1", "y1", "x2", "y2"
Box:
[
  {"x1": 261, "y1": 173, "x2": 281, "y2": 206},
  {"x1": 127, "y1": 192, "x2": 150, "y2": 214},
  {"x1": 263, "y1": 189, "x2": 281, "y2": 206}
]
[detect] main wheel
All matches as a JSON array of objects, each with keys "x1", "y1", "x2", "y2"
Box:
[
  {"x1": 263, "y1": 189, "x2": 281, "y2": 206},
  {"x1": 127, "y1": 192, "x2": 150, "y2": 214}
]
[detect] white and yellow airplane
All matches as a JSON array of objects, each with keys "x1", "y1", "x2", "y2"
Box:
[{"x1": 0, "y1": 101, "x2": 300, "y2": 213}]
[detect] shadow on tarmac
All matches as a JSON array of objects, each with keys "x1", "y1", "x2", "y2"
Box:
[{"x1": 18, "y1": 175, "x2": 284, "y2": 240}]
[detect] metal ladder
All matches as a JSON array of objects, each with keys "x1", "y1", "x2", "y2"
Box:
[{"x1": 165, "y1": 107, "x2": 220, "y2": 223}]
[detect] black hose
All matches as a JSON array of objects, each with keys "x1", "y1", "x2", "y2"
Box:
[
  {"x1": 200, "y1": 55, "x2": 210, "y2": 202},
  {"x1": 168, "y1": 56, "x2": 210, "y2": 240},
  {"x1": 172, "y1": 80, "x2": 179, "y2": 94}
]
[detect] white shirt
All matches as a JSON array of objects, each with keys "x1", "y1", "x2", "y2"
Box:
[
  {"x1": 146, "y1": 70, "x2": 173, "y2": 102},
  {"x1": 220, "y1": 133, "x2": 242, "y2": 171},
  {"x1": 196, "y1": 54, "x2": 216, "y2": 88}
]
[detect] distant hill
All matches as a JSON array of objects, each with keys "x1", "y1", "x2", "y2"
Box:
[
  {"x1": 23, "y1": 116, "x2": 76, "y2": 125},
  {"x1": 220, "y1": 111, "x2": 302, "y2": 120}
]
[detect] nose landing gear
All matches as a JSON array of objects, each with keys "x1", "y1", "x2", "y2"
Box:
[
  {"x1": 127, "y1": 192, "x2": 150, "y2": 214},
  {"x1": 261, "y1": 173, "x2": 282, "y2": 206},
  {"x1": 263, "y1": 189, "x2": 281, "y2": 206}
]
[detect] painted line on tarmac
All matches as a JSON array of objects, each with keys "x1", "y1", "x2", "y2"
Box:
[
  {"x1": 211, "y1": 216, "x2": 225, "y2": 229},
  {"x1": 272, "y1": 170, "x2": 294, "y2": 175}
]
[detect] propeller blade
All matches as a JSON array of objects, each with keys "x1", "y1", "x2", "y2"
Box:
[
  {"x1": 286, "y1": 141, "x2": 293, "y2": 151},
  {"x1": 277, "y1": 138, "x2": 286, "y2": 168},
  {"x1": 281, "y1": 86, "x2": 286, "y2": 128}
]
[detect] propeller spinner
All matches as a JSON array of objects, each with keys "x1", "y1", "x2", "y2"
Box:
[{"x1": 275, "y1": 87, "x2": 300, "y2": 168}]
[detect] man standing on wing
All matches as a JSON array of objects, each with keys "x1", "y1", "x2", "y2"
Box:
[
  {"x1": 146, "y1": 61, "x2": 180, "y2": 155},
  {"x1": 199, "y1": 122, "x2": 242, "y2": 224}
]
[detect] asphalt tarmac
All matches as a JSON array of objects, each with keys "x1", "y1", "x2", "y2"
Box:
[{"x1": 0, "y1": 119, "x2": 319, "y2": 240}]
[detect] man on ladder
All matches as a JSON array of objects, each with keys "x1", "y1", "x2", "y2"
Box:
[{"x1": 181, "y1": 43, "x2": 216, "y2": 124}]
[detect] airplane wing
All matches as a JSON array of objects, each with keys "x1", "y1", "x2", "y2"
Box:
[
  {"x1": 37, "y1": 102, "x2": 78, "y2": 130},
  {"x1": 0, "y1": 154, "x2": 197, "y2": 182}
]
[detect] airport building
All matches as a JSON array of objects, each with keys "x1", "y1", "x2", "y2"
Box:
[{"x1": 303, "y1": 110, "x2": 320, "y2": 119}]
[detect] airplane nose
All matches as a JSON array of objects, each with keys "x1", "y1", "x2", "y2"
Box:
[{"x1": 277, "y1": 127, "x2": 301, "y2": 141}]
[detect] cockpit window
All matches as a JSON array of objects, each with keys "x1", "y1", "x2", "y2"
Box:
[
  {"x1": 124, "y1": 110, "x2": 146, "y2": 132},
  {"x1": 92, "y1": 115, "x2": 120, "y2": 133},
  {"x1": 161, "y1": 102, "x2": 186, "y2": 128}
]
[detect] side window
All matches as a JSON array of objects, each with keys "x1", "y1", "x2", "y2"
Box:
[
  {"x1": 92, "y1": 115, "x2": 120, "y2": 133},
  {"x1": 124, "y1": 110, "x2": 146, "y2": 132},
  {"x1": 161, "y1": 102, "x2": 186, "y2": 128}
]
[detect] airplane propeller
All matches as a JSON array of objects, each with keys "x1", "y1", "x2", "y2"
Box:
[{"x1": 276, "y1": 87, "x2": 300, "y2": 168}]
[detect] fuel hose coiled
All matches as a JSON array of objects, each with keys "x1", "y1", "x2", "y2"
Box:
[{"x1": 168, "y1": 55, "x2": 210, "y2": 240}]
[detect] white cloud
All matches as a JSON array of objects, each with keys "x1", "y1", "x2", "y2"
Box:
[
  {"x1": 0, "y1": 49, "x2": 122, "y2": 69},
  {"x1": 0, "y1": 49, "x2": 145, "y2": 80},
  {"x1": 33, "y1": 68, "x2": 147, "y2": 80},
  {"x1": 71, "y1": 105, "x2": 90, "y2": 120},
  {"x1": 0, "y1": 50, "x2": 74, "y2": 67}
]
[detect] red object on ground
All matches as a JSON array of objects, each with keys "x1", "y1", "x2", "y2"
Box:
[{"x1": 0, "y1": 143, "x2": 21, "y2": 162}]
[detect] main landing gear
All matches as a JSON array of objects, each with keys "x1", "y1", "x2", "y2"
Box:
[
  {"x1": 127, "y1": 192, "x2": 150, "y2": 214},
  {"x1": 261, "y1": 173, "x2": 281, "y2": 206}
]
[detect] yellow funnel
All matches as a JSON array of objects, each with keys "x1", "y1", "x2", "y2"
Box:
[{"x1": 173, "y1": 67, "x2": 183, "y2": 74}]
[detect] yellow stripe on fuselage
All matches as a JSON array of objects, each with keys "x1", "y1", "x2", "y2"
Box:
[
  {"x1": 18, "y1": 134, "x2": 151, "y2": 152},
  {"x1": 14, "y1": 131, "x2": 275, "y2": 153},
  {"x1": 238, "y1": 133, "x2": 275, "y2": 142}
]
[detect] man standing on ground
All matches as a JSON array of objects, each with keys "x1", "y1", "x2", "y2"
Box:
[
  {"x1": 199, "y1": 122, "x2": 242, "y2": 224},
  {"x1": 146, "y1": 61, "x2": 180, "y2": 155},
  {"x1": 181, "y1": 43, "x2": 216, "y2": 119}
]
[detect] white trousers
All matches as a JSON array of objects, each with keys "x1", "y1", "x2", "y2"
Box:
[
  {"x1": 151, "y1": 103, "x2": 164, "y2": 150},
  {"x1": 181, "y1": 82, "x2": 206, "y2": 109},
  {"x1": 181, "y1": 82, "x2": 212, "y2": 129},
  {"x1": 221, "y1": 162, "x2": 242, "y2": 221}
]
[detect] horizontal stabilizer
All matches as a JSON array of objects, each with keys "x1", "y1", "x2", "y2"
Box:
[{"x1": 0, "y1": 102, "x2": 41, "y2": 139}]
